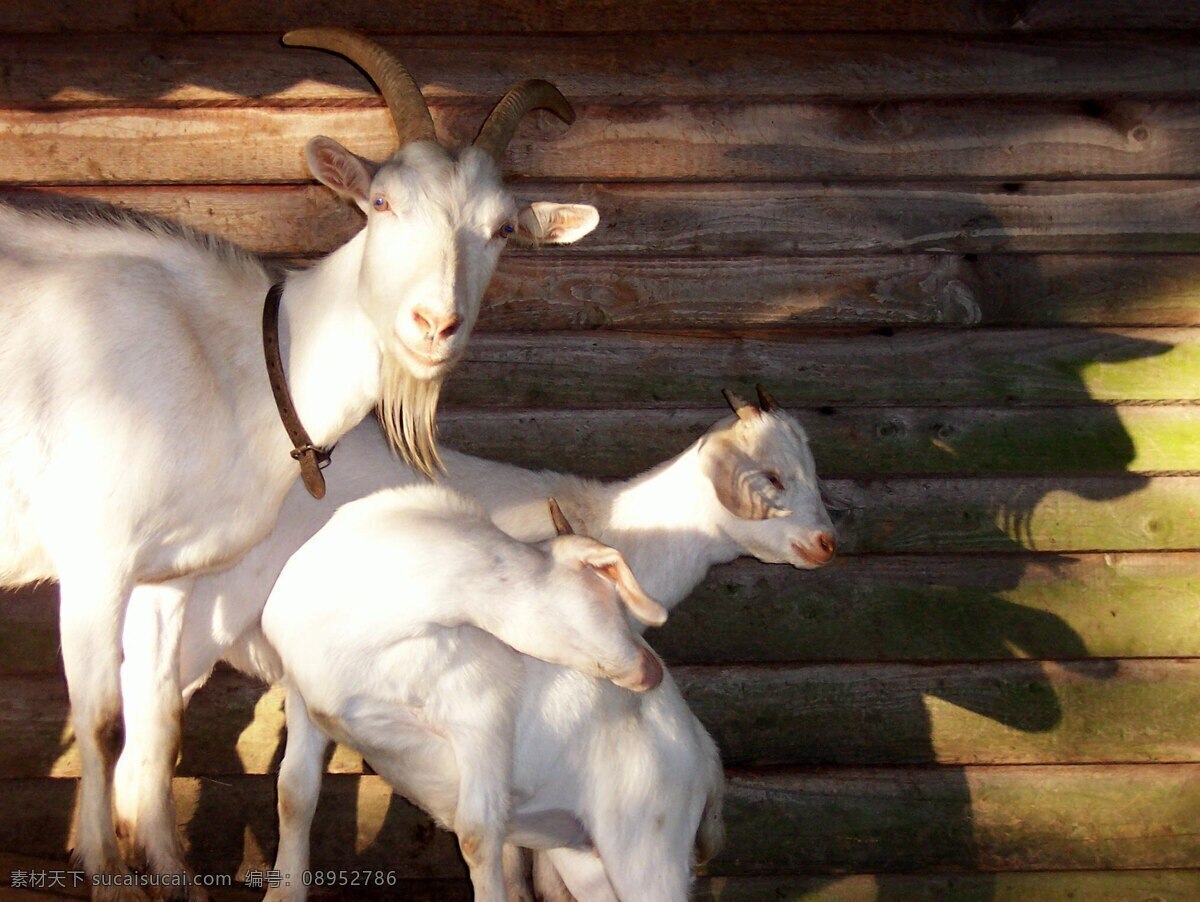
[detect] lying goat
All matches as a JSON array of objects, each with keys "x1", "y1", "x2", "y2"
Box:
[
  {"x1": 259, "y1": 487, "x2": 721, "y2": 902},
  {"x1": 118, "y1": 386, "x2": 831, "y2": 891}
]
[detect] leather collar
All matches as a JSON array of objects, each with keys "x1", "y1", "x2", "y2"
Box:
[{"x1": 262, "y1": 282, "x2": 332, "y2": 499}]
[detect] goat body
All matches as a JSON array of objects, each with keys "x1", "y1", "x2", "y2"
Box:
[
  {"x1": 2, "y1": 27, "x2": 600, "y2": 898},
  {"x1": 258, "y1": 485, "x2": 721, "y2": 902},
  {"x1": 120, "y1": 392, "x2": 831, "y2": 896}
]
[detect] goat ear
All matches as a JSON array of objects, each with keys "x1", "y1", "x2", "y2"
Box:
[
  {"x1": 701, "y1": 443, "x2": 792, "y2": 521},
  {"x1": 547, "y1": 497, "x2": 574, "y2": 536},
  {"x1": 306, "y1": 136, "x2": 378, "y2": 211},
  {"x1": 818, "y1": 478, "x2": 854, "y2": 513},
  {"x1": 513, "y1": 202, "x2": 599, "y2": 246},
  {"x1": 580, "y1": 546, "x2": 667, "y2": 627}
]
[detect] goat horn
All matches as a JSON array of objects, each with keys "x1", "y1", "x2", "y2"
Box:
[
  {"x1": 756, "y1": 383, "x2": 781, "y2": 412},
  {"x1": 283, "y1": 27, "x2": 437, "y2": 148},
  {"x1": 474, "y1": 79, "x2": 575, "y2": 164},
  {"x1": 547, "y1": 497, "x2": 574, "y2": 536},
  {"x1": 721, "y1": 388, "x2": 760, "y2": 421}
]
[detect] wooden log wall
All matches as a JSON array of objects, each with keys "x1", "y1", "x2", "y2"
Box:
[{"x1": 2, "y1": 2, "x2": 1200, "y2": 899}]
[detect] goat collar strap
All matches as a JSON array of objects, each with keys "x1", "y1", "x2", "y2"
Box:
[{"x1": 262, "y1": 282, "x2": 332, "y2": 500}]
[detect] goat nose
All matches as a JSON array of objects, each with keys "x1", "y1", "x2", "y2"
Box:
[
  {"x1": 815, "y1": 531, "x2": 837, "y2": 561},
  {"x1": 613, "y1": 647, "x2": 663, "y2": 693},
  {"x1": 412, "y1": 308, "x2": 462, "y2": 343}
]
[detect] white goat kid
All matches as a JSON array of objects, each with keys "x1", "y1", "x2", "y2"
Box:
[
  {"x1": 132, "y1": 384, "x2": 833, "y2": 700},
  {"x1": 257, "y1": 486, "x2": 718, "y2": 902},
  {"x1": 0, "y1": 26, "x2": 598, "y2": 898},
  {"x1": 118, "y1": 386, "x2": 831, "y2": 894}
]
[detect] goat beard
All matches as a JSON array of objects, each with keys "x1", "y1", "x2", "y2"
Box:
[{"x1": 377, "y1": 353, "x2": 444, "y2": 479}]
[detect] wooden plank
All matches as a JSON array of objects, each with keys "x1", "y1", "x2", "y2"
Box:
[
  {"x1": 11, "y1": 195, "x2": 1200, "y2": 328},
  {"x1": 832, "y1": 475, "x2": 1200, "y2": 554},
  {"x1": 0, "y1": 585, "x2": 59, "y2": 677},
  {"x1": 3, "y1": 867, "x2": 1199, "y2": 902},
  {"x1": 8, "y1": 659, "x2": 1200, "y2": 778},
  {"x1": 676, "y1": 659, "x2": 1200, "y2": 767},
  {"x1": 6, "y1": 553, "x2": 1200, "y2": 675},
  {"x1": 443, "y1": 328, "x2": 1200, "y2": 407},
  {"x1": 660, "y1": 552, "x2": 1200, "y2": 664},
  {"x1": 17, "y1": 182, "x2": 1200, "y2": 257},
  {"x1": 7, "y1": 35, "x2": 1200, "y2": 107},
  {"x1": 5, "y1": 767, "x2": 1200, "y2": 877},
  {"x1": 692, "y1": 871, "x2": 1200, "y2": 901},
  {"x1": 440, "y1": 405, "x2": 1200, "y2": 478},
  {"x1": 484, "y1": 256, "x2": 1200, "y2": 330},
  {"x1": 4, "y1": 100, "x2": 1200, "y2": 184},
  {"x1": 489, "y1": 255, "x2": 1200, "y2": 329},
  {"x1": 721, "y1": 764, "x2": 1200, "y2": 873},
  {"x1": 3, "y1": 1, "x2": 1200, "y2": 34}
]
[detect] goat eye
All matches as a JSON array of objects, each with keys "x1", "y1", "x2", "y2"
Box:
[
  {"x1": 766, "y1": 472, "x2": 785, "y2": 491},
  {"x1": 372, "y1": 196, "x2": 390, "y2": 212},
  {"x1": 494, "y1": 221, "x2": 516, "y2": 240}
]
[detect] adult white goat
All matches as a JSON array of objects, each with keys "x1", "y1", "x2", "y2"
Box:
[
  {"x1": 258, "y1": 485, "x2": 722, "y2": 902},
  {"x1": 117, "y1": 386, "x2": 832, "y2": 893},
  {"x1": 0, "y1": 26, "x2": 598, "y2": 898}
]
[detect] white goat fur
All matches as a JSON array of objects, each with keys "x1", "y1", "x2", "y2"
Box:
[
  {"x1": 119, "y1": 398, "x2": 833, "y2": 897},
  {"x1": 258, "y1": 483, "x2": 722, "y2": 902},
  {"x1": 0, "y1": 60, "x2": 599, "y2": 900}
]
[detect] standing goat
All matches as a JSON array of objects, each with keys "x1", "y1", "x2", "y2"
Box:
[
  {"x1": 257, "y1": 486, "x2": 722, "y2": 902},
  {"x1": 118, "y1": 387, "x2": 832, "y2": 893},
  {"x1": 0, "y1": 27, "x2": 598, "y2": 898}
]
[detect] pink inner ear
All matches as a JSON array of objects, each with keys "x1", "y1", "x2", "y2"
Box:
[
  {"x1": 594, "y1": 562, "x2": 668, "y2": 627},
  {"x1": 308, "y1": 138, "x2": 372, "y2": 203}
]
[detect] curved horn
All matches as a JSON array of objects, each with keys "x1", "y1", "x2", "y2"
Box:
[
  {"x1": 283, "y1": 27, "x2": 436, "y2": 148},
  {"x1": 547, "y1": 497, "x2": 575, "y2": 536},
  {"x1": 721, "y1": 388, "x2": 760, "y2": 422},
  {"x1": 756, "y1": 383, "x2": 781, "y2": 412},
  {"x1": 474, "y1": 79, "x2": 575, "y2": 164}
]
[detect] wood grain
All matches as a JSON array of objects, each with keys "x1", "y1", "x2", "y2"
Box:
[
  {"x1": 5, "y1": 34, "x2": 1200, "y2": 106},
  {"x1": 1, "y1": 99, "x2": 1199, "y2": 184},
  {"x1": 5, "y1": 767, "x2": 1200, "y2": 877},
  {"x1": 9, "y1": 659, "x2": 1200, "y2": 777},
  {"x1": 6, "y1": 552, "x2": 1200, "y2": 675},
  {"x1": 3, "y1": 864, "x2": 1199, "y2": 901},
  {"x1": 438, "y1": 405, "x2": 1200, "y2": 477},
  {"x1": 13, "y1": 182, "x2": 1200, "y2": 257},
  {"x1": 3, "y1": 1, "x2": 1200, "y2": 34},
  {"x1": 443, "y1": 328, "x2": 1199, "y2": 407},
  {"x1": 659, "y1": 552, "x2": 1200, "y2": 664}
]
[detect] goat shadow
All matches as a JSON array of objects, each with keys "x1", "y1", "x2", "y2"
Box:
[{"x1": 656, "y1": 202, "x2": 1172, "y2": 898}]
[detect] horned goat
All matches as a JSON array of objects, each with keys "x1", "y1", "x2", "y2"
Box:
[
  {"x1": 257, "y1": 485, "x2": 721, "y2": 902},
  {"x1": 117, "y1": 387, "x2": 832, "y2": 894},
  {"x1": 0, "y1": 26, "x2": 598, "y2": 899}
]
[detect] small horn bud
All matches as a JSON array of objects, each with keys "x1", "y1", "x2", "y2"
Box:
[
  {"x1": 547, "y1": 497, "x2": 574, "y2": 536},
  {"x1": 756, "y1": 384, "x2": 781, "y2": 412},
  {"x1": 721, "y1": 388, "x2": 760, "y2": 421}
]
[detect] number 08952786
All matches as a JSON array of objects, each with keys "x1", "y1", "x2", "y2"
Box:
[{"x1": 301, "y1": 870, "x2": 399, "y2": 888}]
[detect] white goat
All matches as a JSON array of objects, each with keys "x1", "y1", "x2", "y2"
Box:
[
  {"x1": 118, "y1": 386, "x2": 832, "y2": 894},
  {"x1": 0, "y1": 26, "x2": 598, "y2": 898},
  {"x1": 258, "y1": 485, "x2": 723, "y2": 902}
]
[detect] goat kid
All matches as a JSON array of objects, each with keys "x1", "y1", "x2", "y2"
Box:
[
  {"x1": 118, "y1": 387, "x2": 831, "y2": 894},
  {"x1": 257, "y1": 487, "x2": 720, "y2": 902},
  {"x1": 0, "y1": 27, "x2": 597, "y2": 899}
]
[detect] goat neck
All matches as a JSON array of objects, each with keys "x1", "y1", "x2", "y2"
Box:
[
  {"x1": 274, "y1": 234, "x2": 382, "y2": 450},
  {"x1": 548, "y1": 445, "x2": 741, "y2": 612}
]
